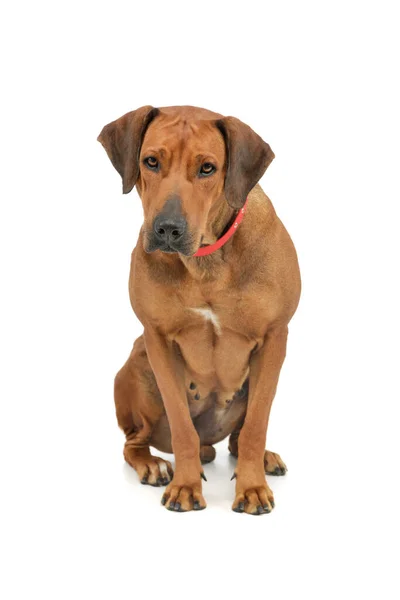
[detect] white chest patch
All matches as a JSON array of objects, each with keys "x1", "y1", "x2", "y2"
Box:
[{"x1": 190, "y1": 307, "x2": 222, "y2": 336}]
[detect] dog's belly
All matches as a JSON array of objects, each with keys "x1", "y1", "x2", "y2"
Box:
[
  {"x1": 150, "y1": 308, "x2": 257, "y2": 452},
  {"x1": 193, "y1": 387, "x2": 248, "y2": 445},
  {"x1": 150, "y1": 388, "x2": 248, "y2": 452},
  {"x1": 149, "y1": 318, "x2": 254, "y2": 453}
]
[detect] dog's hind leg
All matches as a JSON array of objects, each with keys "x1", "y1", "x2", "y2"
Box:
[
  {"x1": 114, "y1": 335, "x2": 174, "y2": 486},
  {"x1": 229, "y1": 423, "x2": 287, "y2": 476}
]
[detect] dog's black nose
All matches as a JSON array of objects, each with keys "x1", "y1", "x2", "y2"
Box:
[{"x1": 153, "y1": 216, "x2": 186, "y2": 243}]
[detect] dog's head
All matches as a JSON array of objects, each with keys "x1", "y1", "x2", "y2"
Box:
[{"x1": 98, "y1": 106, "x2": 274, "y2": 256}]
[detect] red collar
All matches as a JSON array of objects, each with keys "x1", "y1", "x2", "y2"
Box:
[{"x1": 193, "y1": 198, "x2": 249, "y2": 257}]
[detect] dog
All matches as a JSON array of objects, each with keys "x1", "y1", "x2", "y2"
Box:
[{"x1": 98, "y1": 105, "x2": 301, "y2": 514}]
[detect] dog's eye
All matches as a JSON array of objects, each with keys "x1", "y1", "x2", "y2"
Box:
[
  {"x1": 199, "y1": 163, "x2": 216, "y2": 177},
  {"x1": 144, "y1": 156, "x2": 159, "y2": 170}
]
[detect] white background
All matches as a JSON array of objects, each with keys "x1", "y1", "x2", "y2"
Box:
[{"x1": 1, "y1": 1, "x2": 399, "y2": 598}]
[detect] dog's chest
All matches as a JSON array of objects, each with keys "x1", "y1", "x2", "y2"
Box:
[
  {"x1": 171, "y1": 297, "x2": 261, "y2": 405},
  {"x1": 188, "y1": 306, "x2": 222, "y2": 335}
]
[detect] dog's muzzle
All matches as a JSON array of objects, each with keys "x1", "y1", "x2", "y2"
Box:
[{"x1": 146, "y1": 214, "x2": 191, "y2": 254}]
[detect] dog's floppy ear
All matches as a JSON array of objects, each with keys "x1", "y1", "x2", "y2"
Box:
[
  {"x1": 97, "y1": 106, "x2": 159, "y2": 194},
  {"x1": 215, "y1": 116, "x2": 274, "y2": 209}
]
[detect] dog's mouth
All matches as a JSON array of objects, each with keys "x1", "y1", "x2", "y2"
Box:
[
  {"x1": 170, "y1": 235, "x2": 206, "y2": 256},
  {"x1": 159, "y1": 245, "x2": 178, "y2": 254},
  {"x1": 144, "y1": 235, "x2": 197, "y2": 257}
]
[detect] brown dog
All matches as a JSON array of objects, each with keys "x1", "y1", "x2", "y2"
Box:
[{"x1": 98, "y1": 105, "x2": 301, "y2": 515}]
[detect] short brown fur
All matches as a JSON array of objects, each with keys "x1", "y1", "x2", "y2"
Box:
[{"x1": 98, "y1": 105, "x2": 301, "y2": 515}]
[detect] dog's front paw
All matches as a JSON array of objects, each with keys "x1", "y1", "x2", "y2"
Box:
[
  {"x1": 232, "y1": 474, "x2": 275, "y2": 515},
  {"x1": 161, "y1": 473, "x2": 206, "y2": 512}
]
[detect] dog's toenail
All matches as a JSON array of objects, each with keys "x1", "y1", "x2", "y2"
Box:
[
  {"x1": 194, "y1": 500, "x2": 200, "y2": 510},
  {"x1": 257, "y1": 505, "x2": 264, "y2": 514},
  {"x1": 263, "y1": 504, "x2": 271, "y2": 513},
  {"x1": 233, "y1": 501, "x2": 245, "y2": 513},
  {"x1": 174, "y1": 502, "x2": 181, "y2": 511},
  {"x1": 189, "y1": 382, "x2": 196, "y2": 389},
  {"x1": 161, "y1": 495, "x2": 167, "y2": 505}
]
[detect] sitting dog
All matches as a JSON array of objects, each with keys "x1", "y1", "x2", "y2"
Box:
[{"x1": 98, "y1": 105, "x2": 301, "y2": 515}]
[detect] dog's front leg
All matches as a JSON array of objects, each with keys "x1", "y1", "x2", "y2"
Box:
[
  {"x1": 144, "y1": 327, "x2": 206, "y2": 512},
  {"x1": 232, "y1": 326, "x2": 288, "y2": 515}
]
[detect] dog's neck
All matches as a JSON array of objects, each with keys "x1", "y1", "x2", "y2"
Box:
[
  {"x1": 205, "y1": 197, "x2": 236, "y2": 243},
  {"x1": 177, "y1": 197, "x2": 244, "y2": 280}
]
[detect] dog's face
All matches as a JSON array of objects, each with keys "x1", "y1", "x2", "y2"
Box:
[
  {"x1": 98, "y1": 106, "x2": 274, "y2": 256},
  {"x1": 137, "y1": 111, "x2": 227, "y2": 255}
]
